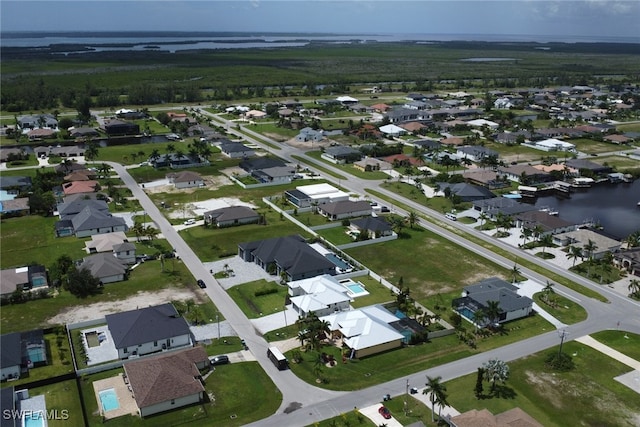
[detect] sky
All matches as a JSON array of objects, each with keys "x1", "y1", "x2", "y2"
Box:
[{"x1": 1, "y1": 1, "x2": 640, "y2": 41}]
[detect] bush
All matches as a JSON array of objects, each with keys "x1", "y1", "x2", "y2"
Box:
[
  {"x1": 545, "y1": 351, "x2": 575, "y2": 371},
  {"x1": 254, "y1": 287, "x2": 279, "y2": 297}
]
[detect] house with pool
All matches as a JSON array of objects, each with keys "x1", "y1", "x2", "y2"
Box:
[
  {"x1": 288, "y1": 275, "x2": 353, "y2": 317},
  {"x1": 105, "y1": 303, "x2": 193, "y2": 360}
]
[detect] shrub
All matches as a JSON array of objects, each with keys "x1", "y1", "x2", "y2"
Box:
[
  {"x1": 545, "y1": 351, "x2": 575, "y2": 371},
  {"x1": 254, "y1": 287, "x2": 279, "y2": 297}
]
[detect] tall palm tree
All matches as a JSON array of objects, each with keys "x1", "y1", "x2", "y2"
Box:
[
  {"x1": 583, "y1": 239, "x2": 598, "y2": 277},
  {"x1": 131, "y1": 222, "x2": 145, "y2": 242},
  {"x1": 406, "y1": 211, "x2": 418, "y2": 229},
  {"x1": 624, "y1": 231, "x2": 640, "y2": 249},
  {"x1": 566, "y1": 245, "x2": 582, "y2": 267},
  {"x1": 520, "y1": 227, "x2": 533, "y2": 247},
  {"x1": 484, "y1": 300, "x2": 502, "y2": 327},
  {"x1": 532, "y1": 225, "x2": 544, "y2": 242},
  {"x1": 543, "y1": 280, "x2": 555, "y2": 303},
  {"x1": 539, "y1": 234, "x2": 554, "y2": 255},
  {"x1": 482, "y1": 358, "x2": 510, "y2": 393},
  {"x1": 149, "y1": 149, "x2": 161, "y2": 164},
  {"x1": 423, "y1": 376, "x2": 448, "y2": 423},
  {"x1": 478, "y1": 212, "x2": 489, "y2": 229}
]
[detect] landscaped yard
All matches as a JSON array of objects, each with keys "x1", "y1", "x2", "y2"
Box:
[
  {"x1": 80, "y1": 362, "x2": 281, "y2": 427},
  {"x1": 27, "y1": 379, "x2": 85, "y2": 427},
  {"x1": 443, "y1": 333, "x2": 640, "y2": 427},
  {"x1": 227, "y1": 279, "x2": 287, "y2": 318}
]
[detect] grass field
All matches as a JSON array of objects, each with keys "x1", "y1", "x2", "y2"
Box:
[
  {"x1": 227, "y1": 279, "x2": 287, "y2": 318},
  {"x1": 27, "y1": 379, "x2": 85, "y2": 427},
  {"x1": 443, "y1": 333, "x2": 640, "y2": 427}
]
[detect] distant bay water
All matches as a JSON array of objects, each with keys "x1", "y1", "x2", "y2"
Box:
[{"x1": 1, "y1": 31, "x2": 639, "y2": 52}]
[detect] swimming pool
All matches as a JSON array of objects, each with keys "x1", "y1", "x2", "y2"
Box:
[
  {"x1": 22, "y1": 411, "x2": 44, "y2": 427},
  {"x1": 325, "y1": 253, "x2": 352, "y2": 271},
  {"x1": 347, "y1": 283, "x2": 366, "y2": 294},
  {"x1": 339, "y1": 278, "x2": 370, "y2": 298},
  {"x1": 99, "y1": 389, "x2": 120, "y2": 412}
]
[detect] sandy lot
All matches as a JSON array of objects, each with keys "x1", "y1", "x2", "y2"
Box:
[
  {"x1": 47, "y1": 288, "x2": 198, "y2": 325},
  {"x1": 145, "y1": 174, "x2": 232, "y2": 194}
]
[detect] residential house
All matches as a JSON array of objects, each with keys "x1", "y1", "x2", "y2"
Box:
[
  {"x1": 316, "y1": 200, "x2": 372, "y2": 221},
  {"x1": 238, "y1": 235, "x2": 337, "y2": 281},
  {"x1": 497, "y1": 164, "x2": 553, "y2": 185},
  {"x1": 102, "y1": 119, "x2": 140, "y2": 136},
  {"x1": 552, "y1": 229, "x2": 621, "y2": 260},
  {"x1": 58, "y1": 199, "x2": 109, "y2": 218},
  {"x1": 352, "y1": 157, "x2": 393, "y2": 172},
  {"x1": 472, "y1": 197, "x2": 537, "y2": 220},
  {"x1": 251, "y1": 165, "x2": 297, "y2": 184},
  {"x1": 456, "y1": 145, "x2": 499, "y2": 163},
  {"x1": 349, "y1": 217, "x2": 394, "y2": 238},
  {"x1": 466, "y1": 119, "x2": 499, "y2": 129},
  {"x1": 614, "y1": 248, "x2": 640, "y2": 277},
  {"x1": 295, "y1": 127, "x2": 324, "y2": 143},
  {"x1": 399, "y1": 122, "x2": 426, "y2": 133},
  {"x1": 321, "y1": 146, "x2": 362, "y2": 164},
  {"x1": 379, "y1": 124, "x2": 407, "y2": 137},
  {"x1": 27, "y1": 128, "x2": 56, "y2": 140},
  {"x1": 244, "y1": 109, "x2": 267, "y2": 119},
  {"x1": 69, "y1": 127, "x2": 100, "y2": 138},
  {"x1": 64, "y1": 169, "x2": 97, "y2": 182},
  {"x1": 70, "y1": 206, "x2": 128, "y2": 238},
  {"x1": 114, "y1": 242, "x2": 137, "y2": 264},
  {"x1": 106, "y1": 303, "x2": 193, "y2": 360},
  {"x1": 84, "y1": 231, "x2": 129, "y2": 255},
  {"x1": 79, "y1": 253, "x2": 128, "y2": 284},
  {"x1": 382, "y1": 154, "x2": 423, "y2": 168},
  {"x1": 436, "y1": 182, "x2": 496, "y2": 202},
  {"x1": 239, "y1": 157, "x2": 287, "y2": 174},
  {"x1": 123, "y1": 346, "x2": 208, "y2": 417},
  {"x1": 284, "y1": 183, "x2": 349, "y2": 208},
  {"x1": 463, "y1": 170, "x2": 510, "y2": 190},
  {"x1": 604, "y1": 134, "x2": 631, "y2": 145},
  {"x1": 528, "y1": 138, "x2": 576, "y2": 152},
  {"x1": 515, "y1": 210, "x2": 578, "y2": 237},
  {"x1": 151, "y1": 153, "x2": 209, "y2": 169},
  {"x1": 0, "y1": 176, "x2": 32, "y2": 194},
  {"x1": 0, "y1": 265, "x2": 48, "y2": 300},
  {"x1": 0, "y1": 333, "x2": 22, "y2": 381},
  {"x1": 288, "y1": 275, "x2": 352, "y2": 317},
  {"x1": 17, "y1": 114, "x2": 58, "y2": 130},
  {"x1": 450, "y1": 407, "x2": 543, "y2": 427},
  {"x1": 564, "y1": 158, "x2": 612, "y2": 175},
  {"x1": 203, "y1": 206, "x2": 260, "y2": 228},
  {"x1": 0, "y1": 198, "x2": 30, "y2": 217},
  {"x1": 166, "y1": 171, "x2": 204, "y2": 189},
  {"x1": 320, "y1": 305, "x2": 406, "y2": 359},
  {"x1": 62, "y1": 180, "x2": 99, "y2": 196},
  {"x1": 219, "y1": 142, "x2": 255, "y2": 158},
  {"x1": 452, "y1": 277, "x2": 533, "y2": 327}
]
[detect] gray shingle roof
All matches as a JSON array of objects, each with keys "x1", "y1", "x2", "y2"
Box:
[
  {"x1": 71, "y1": 207, "x2": 126, "y2": 232},
  {"x1": 106, "y1": 303, "x2": 190, "y2": 349}
]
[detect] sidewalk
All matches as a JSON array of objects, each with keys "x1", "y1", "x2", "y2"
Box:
[{"x1": 575, "y1": 335, "x2": 640, "y2": 371}]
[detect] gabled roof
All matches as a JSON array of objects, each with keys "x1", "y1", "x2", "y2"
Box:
[
  {"x1": 124, "y1": 347, "x2": 207, "y2": 409},
  {"x1": 463, "y1": 277, "x2": 532, "y2": 312},
  {"x1": 80, "y1": 253, "x2": 127, "y2": 279},
  {"x1": 239, "y1": 157, "x2": 287, "y2": 172},
  {"x1": 62, "y1": 180, "x2": 98, "y2": 195},
  {"x1": 321, "y1": 306, "x2": 404, "y2": 350},
  {"x1": 71, "y1": 206, "x2": 126, "y2": 232},
  {"x1": 289, "y1": 276, "x2": 351, "y2": 313},
  {"x1": 106, "y1": 303, "x2": 190, "y2": 349},
  {"x1": 85, "y1": 231, "x2": 129, "y2": 253},
  {"x1": 220, "y1": 142, "x2": 254, "y2": 153},
  {"x1": 58, "y1": 199, "x2": 109, "y2": 218}
]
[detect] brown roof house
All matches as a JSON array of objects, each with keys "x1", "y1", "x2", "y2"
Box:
[{"x1": 123, "y1": 346, "x2": 208, "y2": 417}]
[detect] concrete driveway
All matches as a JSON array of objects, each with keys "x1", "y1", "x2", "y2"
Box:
[{"x1": 359, "y1": 404, "x2": 403, "y2": 427}]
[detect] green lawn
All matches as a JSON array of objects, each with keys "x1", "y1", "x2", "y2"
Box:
[
  {"x1": 309, "y1": 410, "x2": 376, "y2": 427},
  {"x1": 27, "y1": 379, "x2": 85, "y2": 427},
  {"x1": 316, "y1": 225, "x2": 355, "y2": 245},
  {"x1": 128, "y1": 156, "x2": 241, "y2": 182},
  {"x1": 595, "y1": 154, "x2": 640, "y2": 171},
  {"x1": 305, "y1": 150, "x2": 389, "y2": 180},
  {"x1": 569, "y1": 138, "x2": 623, "y2": 155},
  {"x1": 443, "y1": 336, "x2": 640, "y2": 427},
  {"x1": 349, "y1": 276, "x2": 396, "y2": 309},
  {"x1": 0, "y1": 216, "x2": 88, "y2": 269},
  {"x1": 532, "y1": 292, "x2": 587, "y2": 325},
  {"x1": 81, "y1": 363, "x2": 281, "y2": 427},
  {"x1": 227, "y1": 279, "x2": 287, "y2": 318},
  {"x1": 591, "y1": 330, "x2": 640, "y2": 360}
]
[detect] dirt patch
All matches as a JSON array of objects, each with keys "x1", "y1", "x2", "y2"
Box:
[
  {"x1": 283, "y1": 137, "x2": 333, "y2": 150},
  {"x1": 47, "y1": 288, "x2": 198, "y2": 325},
  {"x1": 145, "y1": 175, "x2": 232, "y2": 194}
]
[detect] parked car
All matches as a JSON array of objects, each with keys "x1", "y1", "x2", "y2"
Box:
[
  {"x1": 197, "y1": 279, "x2": 206, "y2": 289},
  {"x1": 380, "y1": 206, "x2": 390, "y2": 213},
  {"x1": 209, "y1": 355, "x2": 229, "y2": 366},
  {"x1": 184, "y1": 219, "x2": 196, "y2": 225},
  {"x1": 378, "y1": 405, "x2": 391, "y2": 419}
]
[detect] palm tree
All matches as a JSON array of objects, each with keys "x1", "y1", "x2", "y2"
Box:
[
  {"x1": 84, "y1": 139, "x2": 99, "y2": 163},
  {"x1": 532, "y1": 224, "x2": 544, "y2": 242},
  {"x1": 406, "y1": 211, "x2": 418, "y2": 229},
  {"x1": 583, "y1": 239, "x2": 598, "y2": 277},
  {"x1": 484, "y1": 300, "x2": 502, "y2": 327},
  {"x1": 628, "y1": 279, "x2": 640, "y2": 298},
  {"x1": 511, "y1": 264, "x2": 521, "y2": 284},
  {"x1": 519, "y1": 227, "x2": 533, "y2": 247},
  {"x1": 98, "y1": 163, "x2": 111, "y2": 179},
  {"x1": 624, "y1": 231, "x2": 640, "y2": 249},
  {"x1": 423, "y1": 375, "x2": 448, "y2": 423},
  {"x1": 166, "y1": 143, "x2": 175, "y2": 154},
  {"x1": 478, "y1": 212, "x2": 489, "y2": 228},
  {"x1": 482, "y1": 358, "x2": 510, "y2": 393},
  {"x1": 539, "y1": 234, "x2": 553, "y2": 255},
  {"x1": 131, "y1": 222, "x2": 145, "y2": 242},
  {"x1": 149, "y1": 149, "x2": 161, "y2": 165},
  {"x1": 543, "y1": 280, "x2": 555, "y2": 303},
  {"x1": 566, "y1": 245, "x2": 582, "y2": 267},
  {"x1": 144, "y1": 226, "x2": 157, "y2": 242},
  {"x1": 473, "y1": 308, "x2": 487, "y2": 330}
]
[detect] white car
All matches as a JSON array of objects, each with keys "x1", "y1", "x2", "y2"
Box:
[{"x1": 183, "y1": 219, "x2": 196, "y2": 225}]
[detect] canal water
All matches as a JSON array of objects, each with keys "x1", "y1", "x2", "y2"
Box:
[{"x1": 533, "y1": 180, "x2": 640, "y2": 240}]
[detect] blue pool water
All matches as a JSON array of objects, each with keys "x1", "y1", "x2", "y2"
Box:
[
  {"x1": 23, "y1": 412, "x2": 44, "y2": 427},
  {"x1": 347, "y1": 284, "x2": 366, "y2": 294},
  {"x1": 99, "y1": 389, "x2": 120, "y2": 412},
  {"x1": 325, "y1": 253, "x2": 351, "y2": 270}
]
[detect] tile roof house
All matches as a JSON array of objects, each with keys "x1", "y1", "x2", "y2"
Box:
[
  {"x1": 62, "y1": 180, "x2": 99, "y2": 196},
  {"x1": 553, "y1": 229, "x2": 622, "y2": 260},
  {"x1": 70, "y1": 206, "x2": 128, "y2": 238},
  {"x1": 238, "y1": 235, "x2": 337, "y2": 281},
  {"x1": 0, "y1": 198, "x2": 30, "y2": 217},
  {"x1": 123, "y1": 346, "x2": 208, "y2": 417},
  {"x1": 79, "y1": 253, "x2": 128, "y2": 284},
  {"x1": 317, "y1": 200, "x2": 372, "y2": 221},
  {"x1": 106, "y1": 303, "x2": 192, "y2": 360},
  {"x1": 84, "y1": 231, "x2": 129, "y2": 253},
  {"x1": 515, "y1": 210, "x2": 578, "y2": 237},
  {"x1": 452, "y1": 277, "x2": 533, "y2": 327},
  {"x1": 203, "y1": 206, "x2": 260, "y2": 228},
  {"x1": 288, "y1": 275, "x2": 352, "y2": 317}
]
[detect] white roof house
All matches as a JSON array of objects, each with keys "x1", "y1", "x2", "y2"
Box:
[
  {"x1": 336, "y1": 96, "x2": 359, "y2": 104},
  {"x1": 467, "y1": 119, "x2": 499, "y2": 129},
  {"x1": 288, "y1": 275, "x2": 351, "y2": 317},
  {"x1": 321, "y1": 306, "x2": 405, "y2": 358},
  {"x1": 297, "y1": 183, "x2": 349, "y2": 203},
  {"x1": 533, "y1": 138, "x2": 576, "y2": 152},
  {"x1": 379, "y1": 124, "x2": 407, "y2": 136}
]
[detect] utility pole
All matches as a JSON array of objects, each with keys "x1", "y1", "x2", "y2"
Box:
[
  {"x1": 558, "y1": 329, "x2": 568, "y2": 358},
  {"x1": 216, "y1": 312, "x2": 220, "y2": 340},
  {"x1": 404, "y1": 378, "x2": 409, "y2": 416}
]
